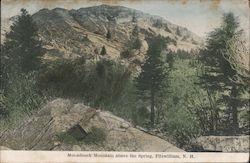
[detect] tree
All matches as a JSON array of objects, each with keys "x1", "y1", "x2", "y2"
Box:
[
  {"x1": 131, "y1": 26, "x2": 141, "y2": 50},
  {"x1": 198, "y1": 12, "x2": 249, "y2": 134},
  {"x1": 176, "y1": 27, "x2": 181, "y2": 36},
  {"x1": 3, "y1": 8, "x2": 44, "y2": 73},
  {"x1": 100, "y1": 46, "x2": 107, "y2": 55},
  {"x1": 132, "y1": 13, "x2": 137, "y2": 23},
  {"x1": 136, "y1": 35, "x2": 167, "y2": 126},
  {"x1": 106, "y1": 29, "x2": 111, "y2": 39}
]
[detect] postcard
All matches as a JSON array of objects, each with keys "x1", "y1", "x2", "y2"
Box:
[{"x1": 0, "y1": 0, "x2": 249, "y2": 162}]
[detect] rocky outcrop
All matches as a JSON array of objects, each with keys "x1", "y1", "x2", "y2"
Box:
[
  {"x1": 2, "y1": 5, "x2": 203, "y2": 62},
  {"x1": 0, "y1": 146, "x2": 11, "y2": 150},
  {"x1": 0, "y1": 99, "x2": 183, "y2": 152},
  {"x1": 193, "y1": 136, "x2": 249, "y2": 152}
]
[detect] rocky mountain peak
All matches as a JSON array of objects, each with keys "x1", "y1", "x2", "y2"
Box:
[{"x1": 2, "y1": 5, "x2": 204, "y2": 63}]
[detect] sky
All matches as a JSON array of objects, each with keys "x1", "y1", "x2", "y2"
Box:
[{"x1": 1, "y1": 0, "x2": 249, "y2": 38}]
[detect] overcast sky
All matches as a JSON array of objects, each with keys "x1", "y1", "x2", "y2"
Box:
[{"x1": 1, "y1": 0, "x2": 249, "y2": 38}]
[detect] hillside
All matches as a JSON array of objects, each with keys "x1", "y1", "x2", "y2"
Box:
[{"x1": 2, "y1": 5, "x2": 203, "y2": 63}]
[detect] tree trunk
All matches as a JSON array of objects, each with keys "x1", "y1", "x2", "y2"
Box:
[
  {"x1": 231, "y1": 85, "x2": 239, "y2": 134},
  {"x1": 150, "y1": 89, "x2": 155, "y2": 127},
  {"x1": 205, "y1": 85, "x2": 216, "y2": 133}
]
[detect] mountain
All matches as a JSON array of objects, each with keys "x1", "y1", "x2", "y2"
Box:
[{"x1": 2, "y1": 5, "x2": 203, "y2": 62}]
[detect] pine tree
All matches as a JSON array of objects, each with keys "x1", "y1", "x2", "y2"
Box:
[
  {"x1": 131, "y1": 26, "x2": 141, "y2": 50},
  {"x1": 136, "y1": 35, "x2": 167, "y2": 127},
  {"x1": 132, "y1": 13, "x2": 137, "y2": 23},
  {"x1": 176, "y1": 27, "x2": 181, "y2": 36},
  {"x1": 100, "y1": 46, "x2": 107, "y2": 55},
  {"x1": 106, "y1": 29, "x2": 111, "y2": 40},
  {"x1": 198, "y1": 12, "x2": 249, "y2": 134},
  {"x1": 3, "y1": 8, "x2": 44, "y2": 73}
]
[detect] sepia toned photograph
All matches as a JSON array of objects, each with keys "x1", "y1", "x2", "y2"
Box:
[{"x1": 0, "y1": 0, "x2": 249, "y2": 162}]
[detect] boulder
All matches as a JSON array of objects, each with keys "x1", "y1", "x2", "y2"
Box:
[
  {"x1": 194, "y1": 135, "x2": 249, "y2": 152},
  {"x1": 0, "y1": 146, "x2": 11, "y2": 150},
  {"x1": 0, "y1": 98, "x2": 183, "y2": 152}
]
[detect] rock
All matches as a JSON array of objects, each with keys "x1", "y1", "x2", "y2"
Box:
[
  {"x1": 0, "y1": 98, "x2": 183, "y2": 152},
  {"x1": 0, "y1": 146, "x2": 11, "y2": 150},
  {"x1": 120, "y1": 122, "x2": 130, "y2": 129},
  {"x1": 72, "y1": 145, "x2": 81, "y2": 151},
  {"x1": 194, "y1": 135, "x2": 250, "y2": 152},
  {"x1": 2, "y1": 5, "x2": 202, "y2": 62},
  {"x1": 53, "y1": 141, "x2": 61, "y2": 146}
]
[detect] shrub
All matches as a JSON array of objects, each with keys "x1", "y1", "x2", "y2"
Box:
[
  {"x1": 82, "y1": 127, "x2": 106, "y2": 144},
  {"x1": 56, "y1": 132, "x2": 78, "y2": 145},
  {"x1": 100, "y1": 46, "x2": 107, "y2": 55},
  {"x1": 38, "y1": 58, "x2": 131, "y2": 107},
  {"x1": 0, "y1": 92, "x2": 9, "y2": 118},
  {"x1": 5, "y1": 72, "x2": 45, "y2": 115},
  {"x1": 120, "y1": 49, "x2": 132, "y2": 59},
  {"x1": 56, "y1": 127, "x2": 106, "y2": 145},
  {"x1": 132, "y1": 38, "x2": 142, "y2": 50}
]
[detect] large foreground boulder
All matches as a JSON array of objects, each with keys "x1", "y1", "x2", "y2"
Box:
[
  {"x1": 0, "y1": 99, "x2": 183, "y2": 152},
  {"x1": 194, "y1": 136, "x2": 249, "y2": 152}
]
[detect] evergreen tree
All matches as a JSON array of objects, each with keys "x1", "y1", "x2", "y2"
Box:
[
  {"x1": 100, "y1": 46, "x2": 107, "y2": 55},
  {"x1": 131, "y1": 26, "x2": 141, "y2": 50},
  {"x1": 132, "y1": 13, "x2": 137, "y2": 23},
  {"x1": 198, "y1": 12, "x2": 249, "y2": 133},
  {"x1": 3, "y1": 8, "x2": 44, "y2": 73},
  {"x1": 136, "y1": 35, "x2": 167, "y2": 126},
  {"x1": 176, "y1": 27, "x2": 181, "y2": 36},
  {"x1": 106, "y1": 29, "x2": 111, "y2": 40}
]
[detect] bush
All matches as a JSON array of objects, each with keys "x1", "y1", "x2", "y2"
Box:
[
  {"x1": 100, "y1": 46, "x2": 107, "y2": 55},
  {"x1": 120, "y1": 49, "x2": 132, "y2": 59},
  {"x1": 0, "y1": 71, "x2": 46, "y2": 132},
  {"x1": 56, "y1": 127, "x2": 106, "y2": 145},
  {"x1": 56, "y1": 132, "x2": 78, "y2": 145},
  {"x1": 38, "y1": 58, "x2": 131, "y2": 107},
  {"x1": 159, "y1": 58, "x2": 204, "y2": 148},
  {"x1": 5, "y1": 72, "x2": 45, "y2": 115},
  {"x1": 132, "y1": 38, "x2": 142, "y2": 50},
  {"x1": 0, "y1": 92, "x2": 9, "y2": 118},
  {"x1": 162, "y1": 109, "x2": 201, "y2": 148},
  {"x1": 83, "y1": 127, "x2": 106, "y2": 144}
]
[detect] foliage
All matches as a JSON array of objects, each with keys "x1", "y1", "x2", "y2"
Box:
[
  {"x1": 0, "y1": 92, "x2": 9, "y2": 118},
  {"x1": 83, "y1": 127, "x2": 107, "y2": 144},
  {"x1": 106, "y1": 29, "x2": 111, "y2": 39},
  {"x1": 4, "y1": 72, "x2": 46, "y2": 115},
  {"x1": 38, "y1": 58, "x2": 131, "y2": 106},
  {"x1": 120, "y1": 49, "x2": 132, "y2": 59},
  {"x1": 161, "y1": 58, "x2": 203, "y2": 147},
  {"x1": 56, "y1": 127, "x2": 106, "y2": 145},
  {"x1": 132, "y1": 38, "x2": 142, "y2": 50},
  {"x1": 100, "y1": 46, "x2": 107, "y2": 55},
  {"x1": 0, "y1": 9, "x2": 46, "y2": 131},
  {"x1": 56, "y1": 132, "x2": 79, "y2": 145},
  {"x1": 198, "y1": 12, "x2": 249, "y2": 133},
  {"x1": 2, "y1": 9, "x2": 44, "y2": 73},
  {"x1": 136, "y1": 35, "x2": 168, "y2": 126},
  {"x1": 176, "y1": 27, "x2": 181, "y2": 36},
  {"x1": 132, "y1": 14, "x2": 137, "y2": 23}
]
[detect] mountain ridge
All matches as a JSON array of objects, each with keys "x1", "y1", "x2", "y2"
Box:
[{"x1": 2, "y1": 5, "x2": 204, "y2": 64}]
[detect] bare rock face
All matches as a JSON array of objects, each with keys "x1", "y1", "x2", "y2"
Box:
[
  {"x1": 194, "y1": 136, "x2": 250, "y2": 152},
  {"x1": 29, "y1": 5, "x2": 202, "y2": 61},
  {"x1": 0, "y1": 99, "x2": 183, "y2": 152}
]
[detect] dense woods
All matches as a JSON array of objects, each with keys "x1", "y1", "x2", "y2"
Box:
[{"x1": 0, "y1": 9, "x2": 249, "y2": 150}]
